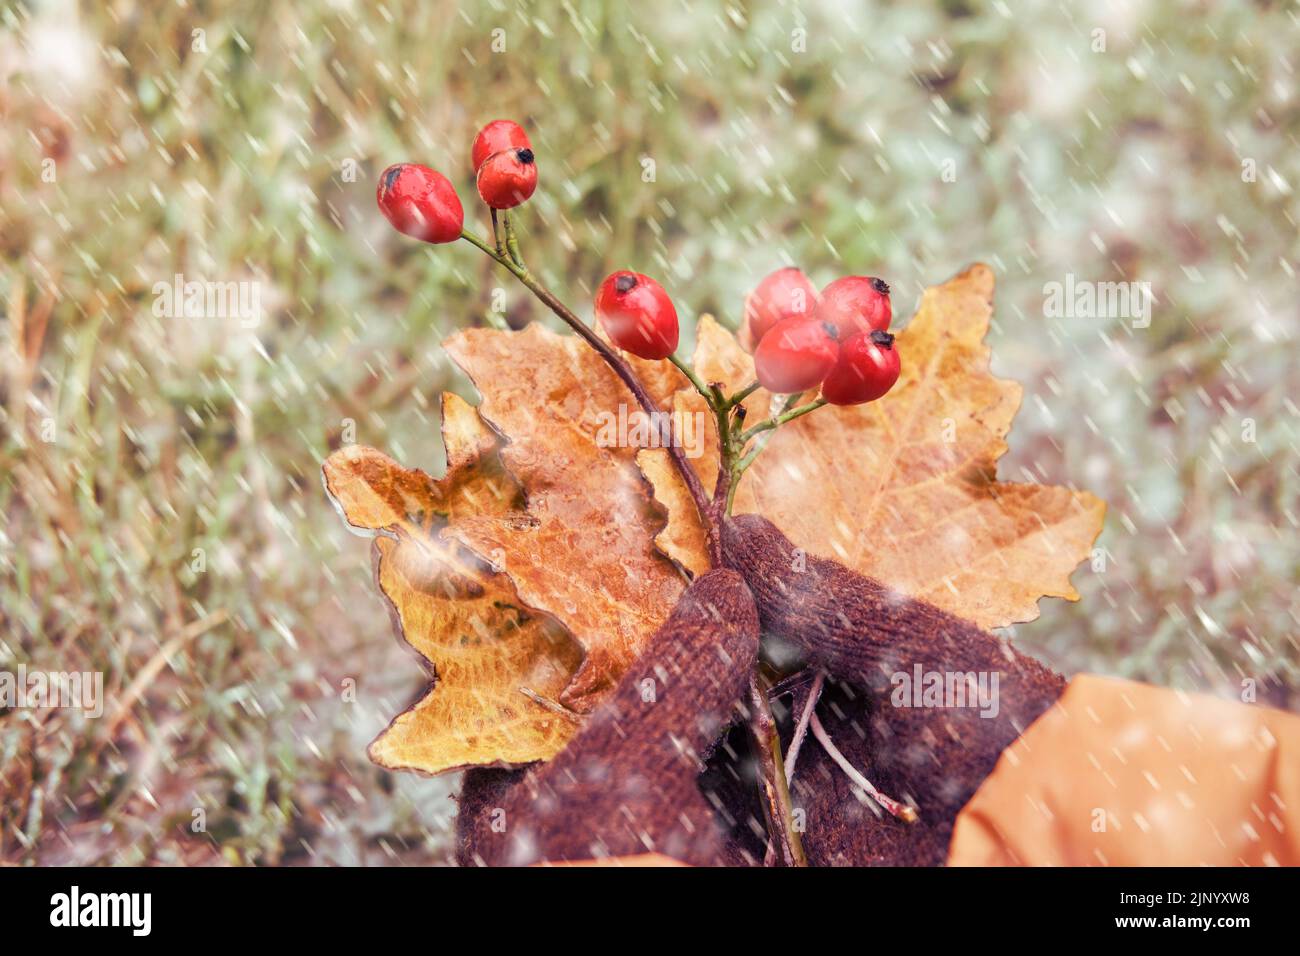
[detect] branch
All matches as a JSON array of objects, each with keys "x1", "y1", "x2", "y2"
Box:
[
  {"x1": 748, "y1": 674, "x2": 808, "y2": 866},
  {"x1": 459, "y1": 229, "x2": 716, "y2": 558},
  {"x1": 810, "y1": 710, "x2": 917, "y2": 824},
  {"x1": 737, "y1": 397, "x2": 827, "y2": 445},
  {"x1": 720, "y1": 392, "x2": 800, "y2": 513},
  {"x1": 503, "y1": 211, "x2": 525, "y2": 268},
  {"x1": 667, "y1": 353, "x2": 712, "y2": 404},
  {"x1": 784, "y1": 670, "x2": 825, "y2": 783},
  {"x1": 726, "y1": 381, "x2": 761, "y2": 408}
]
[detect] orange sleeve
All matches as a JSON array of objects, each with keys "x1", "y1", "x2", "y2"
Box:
[{"x1": 947, "y1": 674, "x2": 1300, "y2": 866}]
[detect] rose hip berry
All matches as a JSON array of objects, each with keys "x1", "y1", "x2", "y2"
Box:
[
  {"x1": 594, "y1": 271, "x2": 679, "y2": 360},
  {"x1": 820, "y1": 329, "x2": 901, "y2": 406},
  {"x1": 816, "y1": 276, "x2": 892, "y2": 339},
  {"x1": 744, "y1": 267, "x2": 820, "y2": 345},
  {"x1": 476, "y1": 148, "x2": 538, "y2": 210},
  {"x1": 376, "y1": 163, "x2": 464, "y2": 244},
  {"x1": 753, "y1": 317, "x2": 840, "y2": 394},
  {"x1": 471, "y1": 119, "x2": 532, "y2": 171}
]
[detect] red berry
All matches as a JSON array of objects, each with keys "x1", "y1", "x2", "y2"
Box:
[
  {"x1": 753, "y1": 317, "x2": 840, "y2": 394},
  {"x1": 816, "y1": 276, "x2": 892, "y2": 339},
  {"x1": 376, "y1": 163, "x2": 464, "y2": 244},
  {"x1": 820, "y1": 330, "x2": 901, "y2": 406},
  {"x1": 476, "y1": 148, "x2": 538, "y2": 210},
  {"x1": 594, "y1": 271, "x2": 679, "y2": 360},
  {"x1": 471, "y1": 120, "x2": 531, "y2": 172},
  {"x1": 744, "y1": 267, "x2": 819, "y2": 345}
]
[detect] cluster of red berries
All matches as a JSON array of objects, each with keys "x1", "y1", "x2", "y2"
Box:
[
  {"x1": 375, "y1": 119, "x2": 898, "y2": 409},
  {"x1": 595, "y1": 265, "x2": 899, "y2": 408},
  {"x1": 745, "y1": 268, "x2": 900, "y2": 406},
  {"x1": 592, "y1": 265, "x2": 899, "y2": 407},
  {"x1": 376, "y1": 119, "x2": 538, "y2": 243},
  {"x1": 594, "y1": 266, "x2": 898, "y2": 407}
]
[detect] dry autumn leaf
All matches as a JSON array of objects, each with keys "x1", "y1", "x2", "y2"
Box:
[
  {"x1": 323, "y1": 393, "x2": 582, "y2": 775},
  {"x1": 643, "y1": 264, "x2": 1105, "y2": 629},
  {"x1": 442, "y1": 324, "x2": 692, "y2": 709}
]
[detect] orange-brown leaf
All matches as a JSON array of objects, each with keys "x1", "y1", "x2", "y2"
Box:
[
  {"x1": 636, "y1": 447, "x2": 711, "y2": 579},
  {"x1": 443, "y1": 324, "x2": 691, "y2": 709},
  {"x1": 642, "y1": 265, "x2": 1105, "y2": 629}
]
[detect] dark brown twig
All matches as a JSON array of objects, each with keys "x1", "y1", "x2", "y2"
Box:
[{"x1": 459, "y1": 229, "x2": 716, "y2": 558}]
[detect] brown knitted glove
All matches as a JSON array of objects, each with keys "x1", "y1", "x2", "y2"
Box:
[
  {"x1": 457, "y1": 568, "x2": 759, "y2": 866},
  {"x1": 723, "y1": 513, "x2": 1065, "y2": 865}
]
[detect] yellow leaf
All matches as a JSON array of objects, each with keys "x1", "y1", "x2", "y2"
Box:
[
  {"x1": 642, "y1": 265, "x2": 1105, "y2": 629},
  {"x1": 323, "y1": 394, "x2": 582, "y2": 774},
  {"x1": 443, "y1": 324, "x2": 692, "y2": 709}
]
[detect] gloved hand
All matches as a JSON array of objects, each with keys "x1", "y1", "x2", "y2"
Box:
[
  {"x1": 457, "y1": 568, "x2": 759, "y2": 867},
  {"x1": 723, "y1": 513, "x2": 1065, "y2": 865}
]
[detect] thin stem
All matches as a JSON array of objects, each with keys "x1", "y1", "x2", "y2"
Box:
[
  {"x1": 725, "y1": 390, "x2": 788, "y2": 515},
  {"x1": 784, "y1": 670, "x2": 825, "y2": 783},
  {"x1": 731, "y1": 448, "x2": 761, "y2": 483},
  {"x1": 709, "y1": 390, "x2": 734, "y2": 508},
  {"x1": 729, "y1": 397, "x2": 827, "y2": 494},
  {"x1": 725, "y1": 460, "x2": 747, "y2": 514},
  {"x1": 503, "y1": 211, "x2": 525, "y2": 268},
  {"x1": 738, "y1": 397, "x2": 827, "y2": 445},
  {"x1": 490, "y1": 208, "x2": 503, "y2": 256},
  {"x1": 810, "y1": 710, "x2": 918, "y2": 824},
  {"x1": 726, "y1": 381, "x2": 761, "y2": 409},
  {"x1": 668, "y1": 353, "x2": 715, "y2": 408},
  {"x1": 458, "y1": 229, "x2": 715, "y2": 555},
  {"x1": 460, "y1": 228, "x2": 502, "y2": 259},
  {"x1": 748, "y1": 675, "x2": 808, "y2": 867},
  {"x1": 766, "y1": 667, "x2": 820, "y2": 700}
]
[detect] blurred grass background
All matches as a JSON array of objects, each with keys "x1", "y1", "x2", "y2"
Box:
[{"x1": 1, "y1": 0, "x2": 1296, "y2": 864}]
